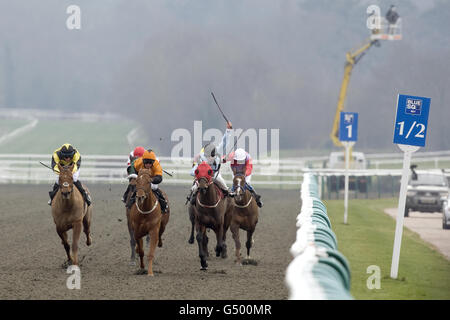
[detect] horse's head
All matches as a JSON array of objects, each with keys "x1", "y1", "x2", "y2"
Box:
[
  {"x1": 233, "y1": 174, "x2": 246, "y2": 201},
  {"x1": 58, "y1": 163, "x2": 74, "y2": 200},
  {"x1": 136, "y1": 169, "x2": 152, "y2": 206},
  {"x1": 195, "y1": 162, "x2": 214, "y2": 195}
]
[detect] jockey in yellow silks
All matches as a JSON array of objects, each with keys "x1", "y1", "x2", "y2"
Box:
[{"x1": 48, "y1": 143, "x2": 91, "y2": 206}]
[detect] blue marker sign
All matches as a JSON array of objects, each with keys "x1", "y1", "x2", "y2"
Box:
[
  {"x1": 339, "y1": 112, "x2": 358, "y2": 142},
  {"x1": 393, "y1": 94, "x2": 431, "y2": 147}
]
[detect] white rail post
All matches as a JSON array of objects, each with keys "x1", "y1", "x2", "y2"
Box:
[
  {"x1": 343, "y1": 141, "x2": 355, "y2": 224},
  {"x1": 390, "y1": 144, "x2": 419, "y2": 279}
]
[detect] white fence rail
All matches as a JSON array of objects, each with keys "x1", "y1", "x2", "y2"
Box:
[
  {"x1": 1, "y1": 153, "x2": 449, "y2": 188},
  {"x1": 0, "y1": 154, "x2": 303, "y2": 188}
]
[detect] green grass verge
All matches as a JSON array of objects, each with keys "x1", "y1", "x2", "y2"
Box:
[
  {"x1": 0, "y1": 119, "x2": 146, "y2": 155},
  {"x1": 323, "y1": 198, "x2": 450, "y2": 300},
  {"x1": 0, "y1": 119, "x2": 30, "y2": 136}
]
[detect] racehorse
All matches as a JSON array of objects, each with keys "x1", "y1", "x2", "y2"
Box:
[
  {"x1": 51, "y1": 163, "x2": 92, "y2": 266},
  {"x1": 193, "y1": 162, "x2": 233, "y2": 270},
  {"x1": 129, "y1": 168, "x2": 170, "y2": 276},
  {"x1": 230, "y1": 174, "x2": 259, "y2": 265}
]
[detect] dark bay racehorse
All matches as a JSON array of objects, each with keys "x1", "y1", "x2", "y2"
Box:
[
  {"x1": 193, "y1": 162, "x2": 233, "y2": 270},
  {"x1": 230, "y1": 174, "x2": 259, "y2": 265},
  {"x1": 129, "y1": 169, "x2": 169, "y2": 276},
  {"x1": 51, "y1": 163, "x2": 92, "y2": 266}
]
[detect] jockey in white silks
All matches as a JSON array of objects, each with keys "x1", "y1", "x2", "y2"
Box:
[{"x1": 187, "y1": 122, "x2": 232, "y2": 205}]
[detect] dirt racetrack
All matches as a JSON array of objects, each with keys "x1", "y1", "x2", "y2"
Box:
[{"x1": 0, "y1": 184, "x2": 298, "y2": 300}]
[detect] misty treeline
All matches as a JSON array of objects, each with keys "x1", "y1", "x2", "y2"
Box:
[{"x1": 0, "y1": 0, "x2": 449, "y2": 155}]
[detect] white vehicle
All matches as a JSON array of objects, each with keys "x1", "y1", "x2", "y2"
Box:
[
  {"x1": 443, "y1": 194, "x2": 450, "y2": 230},
  {"x1": 327, "y1": 151, "x2": 368, "y2": 192},
  {"x1": 405, "y1": 167, "x2": 449, "y2": 218},
  {"x1": 328, "y1": 151, "x2": 366, "y2": 169}
]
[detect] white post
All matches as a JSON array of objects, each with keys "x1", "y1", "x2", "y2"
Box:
[
  {"x1": 343, "y1": 141, "x2": 355, "y2": 225},
  {"x1": 390, "y1": 144, "x2": 419, "y2": 279}
]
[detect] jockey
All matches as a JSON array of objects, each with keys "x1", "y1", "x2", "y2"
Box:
[
  {"x1": 127, "y1": 149, "x2": 168, "y2": 213},
  {"x1": 187, "y1": 121, "x2": 233, "y2": 205},
  {"x1": 224, "y1": 148, "x2": 263, "y2": 208},
  {"x1": 121, "y1": 146, "x2": 146, "y2": 204},
  {"x1": 48, "y1": 143, "x2": 92, "y2": 206}
]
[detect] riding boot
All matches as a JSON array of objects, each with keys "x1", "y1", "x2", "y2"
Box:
[
  {"x1": 153, "y1": 188, "x2": 168, "y2": 213},
  {"x1": 186, "y1": 190, "x2": 193, "y2": 205},
  {"x1": 48, "y1": 183, "x2": 59, "y2": 205},
  {"x1": 74, "y1": 180, "x2": 92, "y2": 206},
  {"x1": 127, "y1": 190, "x2": 136, "y2": 209},
  {"x1": 190, "y1": 190, "x2": 198, "y2": 206},
  {"x1": 248, "y1": 188, "x2": 263, "y2": 208},
  {"x1": 122, "y1": 184, "x2": 133, "y2": 204}
]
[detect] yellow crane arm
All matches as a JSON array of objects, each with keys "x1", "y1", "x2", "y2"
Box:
[{"x1": 330, "y1": 39, "x2": 378, "y2": 147}]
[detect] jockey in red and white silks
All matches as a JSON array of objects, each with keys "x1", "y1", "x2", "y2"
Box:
[{"x1": 224, "y1": 148, "x2": 263, "y2": 208}]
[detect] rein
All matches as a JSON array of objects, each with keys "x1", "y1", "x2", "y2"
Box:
[
  {"x1": 234, "y1": 196, "x2": 253, "y2": 208},
  {"x1": 136, "y1": 199, "x2": 158, "y2": 214}
]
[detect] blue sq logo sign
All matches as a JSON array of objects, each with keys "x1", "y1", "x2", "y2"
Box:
[
  {"x1": 405, "y1": 99, "x2": 422, "y2": 115},
  {"x1": 339, "y1": 112, "x2": 358, "y2": 142},
  {"x1": 393, "y1": 94, "x2": 431, "y2": 147}
]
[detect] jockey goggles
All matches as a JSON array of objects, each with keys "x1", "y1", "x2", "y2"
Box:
[{"x1": 143, "y1": 158, "x2": 155, "y2": 165}]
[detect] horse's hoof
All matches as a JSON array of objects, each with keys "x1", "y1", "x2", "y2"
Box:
[
  {"x1": 86, "y1": 236, "x2": 92, "y2": 246},
  {"x1": 129, "y1": 260, "x2": 136, "y2": 266},
  {"x1": 200, "y1": 267, "x2": 208, "y2": 271},
  {"x1": 188, "y1": 238, "x2": 194, "y2": 244},
  {"x1": 158, "y1": 241, "x2": 163, "y2": 248},
  {"x1": 135, "y1": 269, "x2": 147, "y2": 275},
  {"x1": 147, "y1": 272, "x2": 154, "y2": 277},
  {"x1": 61, "y1": 260, "x2": 73, "y2": 269}
]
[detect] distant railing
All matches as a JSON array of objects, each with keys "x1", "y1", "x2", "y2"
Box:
[
  {"x1": 1, "y1": 153, "x2": 449, "y2": 192},
  {"x1": 0, "y1": 154, "x2": 303, "y2": 189}
]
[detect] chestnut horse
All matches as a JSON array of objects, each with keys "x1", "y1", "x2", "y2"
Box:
[
  {"x1": 230, "y1": 174, "x2": 259, "y2": 265},
  {"x1": 194, "y1": 162, "x2": 233, "y2": 270},
  {"x1": 129, "y1": 168, "x2": 170, "y2": 276},
  {"x1": 51, "y1": 163, "x2": 92, "y2": 266}
]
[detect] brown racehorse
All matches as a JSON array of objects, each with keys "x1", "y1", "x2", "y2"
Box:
[
  {"x1": 129, "y1": 168, "x2": 169, "y2": 276},
  {"x1": 230, "y1": 174, "x2": 259, "y2": 265},
  {"x1": 194, "y1": 162, "x2": 233, "y2": 270},
  {"x1": 51, "y1": 163, "x2": 92, "y2": 266}
]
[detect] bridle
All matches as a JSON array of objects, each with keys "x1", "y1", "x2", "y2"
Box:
[{"x1": 135, "y1": 171, "x2": 158, "y2": 214}]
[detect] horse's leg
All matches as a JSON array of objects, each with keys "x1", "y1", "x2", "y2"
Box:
[
  {"x1": 71, "y1": 221, "x2": 83, "y2": 266},
  {"x1": 158, "y1": 217, "x2": 167, "y2": 248},
  {"x1": 221, "y1": 217, "x2": 229, "y2": 259},
  {"x1": 127, "y1": 212, "x2": 136, "y2": 264},
  {"x1": 195, "y1": 224, "x2": 208, "y2": 270},
  {"x1": 82, "y1": 209, "x2": 92, "y2": 246},
  {"x1": 57, "y1": 228, "x2": 72, "y2": 265},
  {"x1": 203, "y1": 233, "x2": 209, "y2": 258},
  {"x1": 135, "y1": 236, "x2": 145, "y2": 270},
  {"x1": 147, "y1": 226, "x2": 160, "y2": 277},
  {"x1": 246, "y1": 229, "x2": 255, "y2": 259},
  {"x1": 215, "y1": 223, "x2": 226, "y2": 258},
  {"x1": 188, "y1": 208, "x2": 195, "y2": 244},
  {"x1": 230, "y1": 222, "x2": 242, "y2": 265}
]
